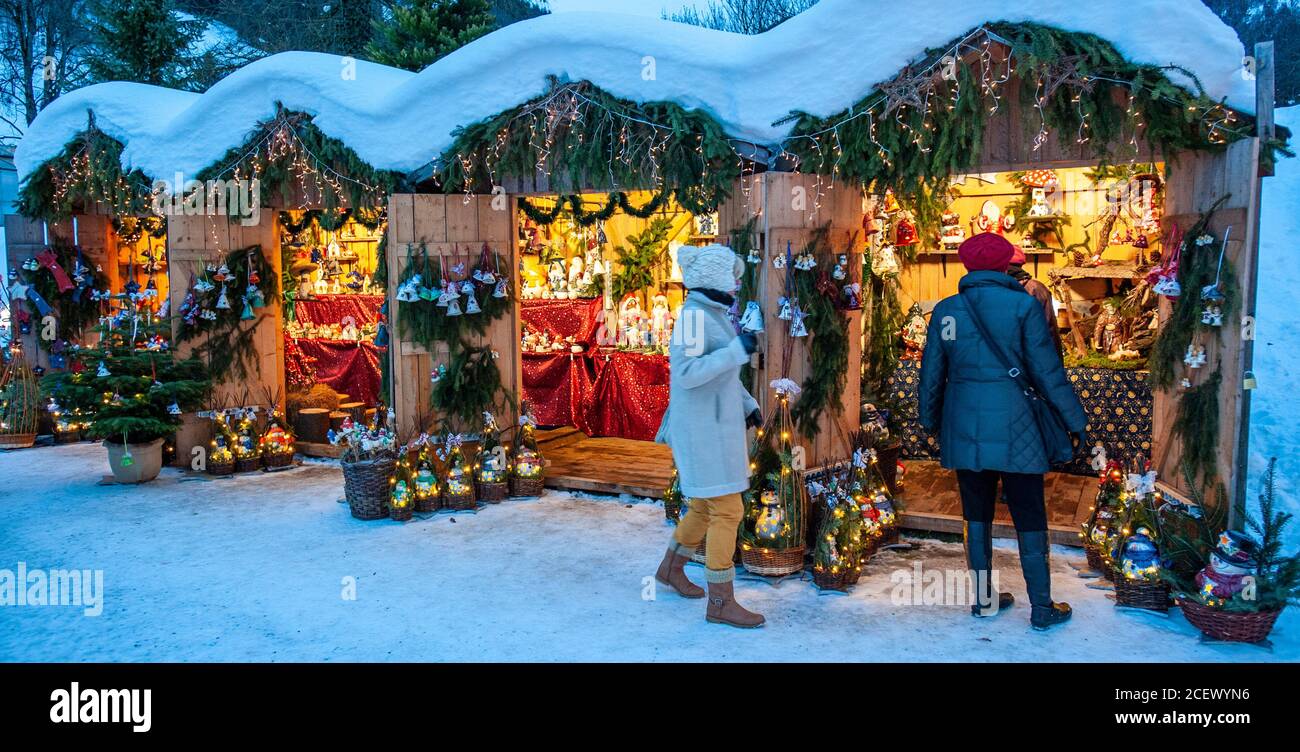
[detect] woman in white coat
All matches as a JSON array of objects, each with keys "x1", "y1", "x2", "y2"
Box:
[{"x1": 653, "y1": 244, "x2": 764, "y2": 628}]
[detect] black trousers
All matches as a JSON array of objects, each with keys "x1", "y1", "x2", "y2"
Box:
[{"x1": 955, "y1": 469, "x2": 1048, "y2": 533}]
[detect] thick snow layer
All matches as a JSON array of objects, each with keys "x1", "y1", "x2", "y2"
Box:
[
  {"x1": 0, "y1": 442, "x2": 1294, "y2": 662},
  {"x1": 15, "y1": 0, "x2": 1252, "y2": 182},
  {"x1": 1247, "y1": 106, "x2": 1300, "y2": 548}
]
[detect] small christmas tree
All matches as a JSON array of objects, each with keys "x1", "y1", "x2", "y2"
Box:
[
  {"x1": 365, "y1": 0, "x2": 496, "y2": 72},
  {"x1": 739, "y1": 380, "x2": 807, "y2": 573},
  {"x1": 812, "y1": 474, "x2": 865, "y2": 590}
]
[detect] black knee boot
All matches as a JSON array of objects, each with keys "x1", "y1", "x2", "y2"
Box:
[
  {"x1": 964, "y1": 521, "x2": 1013, "y2": 617},
  {"x1": 1018, "y1": 531, "x2": 1072, "y2": 630}
]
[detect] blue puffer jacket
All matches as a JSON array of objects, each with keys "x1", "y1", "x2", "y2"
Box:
[{"x1": 918, "y1": 271, "x2": 1088, "y2": 475}]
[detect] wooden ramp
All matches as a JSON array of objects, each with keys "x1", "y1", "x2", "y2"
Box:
[
  {"x1": 539, "y1": 429, "x2": 674, "y2": 499},
  {"x1": 897, "y1": 460, "x2": 1091, "y2": 547}
]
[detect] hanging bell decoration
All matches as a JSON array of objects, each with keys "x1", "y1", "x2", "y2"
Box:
[
  {"x1": 246, "y1": 284, "x2": 266, "y2": 308},
  {"x1": 445, "y1": 297, "x2": 463, "y2": 316},
  {"x1": 464, "y1": 293, "x2": 481, "y2": 314},
  {"x1": 240, "y1": 298, "x2": 255, "y2": 321},
  {"x1": 374, "y1": 323, "x2": 389, "y2": 348},
  {"x1": 215, "y1": 283, "x2": 231, "y2": 310},
  {"x1": 790, "y1": 305, "x2": 809, "y2": 337},
  {"x1": 493, "y1": 278, "x2": 509, "y2": 299}
]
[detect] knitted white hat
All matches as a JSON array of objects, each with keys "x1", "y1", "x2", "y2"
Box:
[{"x1": 677, "y1": 243, "x2": 743, "y2": 292}]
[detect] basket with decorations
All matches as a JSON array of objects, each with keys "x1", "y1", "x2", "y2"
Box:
[
  {"x1": 230, "y1": 408, "x2": 262, "y2": 473},
  {"x1": 1082, "y1": 459, "x2": 1127, "y2": 580},
  {"x1": 1106, "y1": 460, "x2": 1172, "y2": 611},
  {"x1": 259, "y1": 405, "x2": 296, "y2": 469},
  {"x1": 0, "y1": 339, "x2": 40, "y2": 449},
  {"x1": 410, "y1": 438, "x2": 442, "y2": 512},
  {"x1": 440, "y1": 433, "x2": 478, "y2": 510},
  {"x1": 474, "y1": 411, "x2": 509, "y2": 502},
  {"x1": 739, "y1": 379, "x2": 807, "y2": 577},
  {"x1": 849, "y1": 430, "x2": 901, "y2": 548},
  {"x1": 810, "y1": 470, "x2": 866, "y2": 591},
  {"x1": 47, "y1": 397, "x2": 90, "y2": 444},
  {"x1": 206, "y1": 411, "x2": 238, "y2": 476},
  {"x1": 1163, "y1": 460, "x2": 1297, "y2": 643},
  {"x1": 329, "y1": 409, "x2": 398, "y2": 520},
  {"x1": 387, "y1": 445, "x2": 416, "y2": 522},
  {"x1": 508, "y1": 410, "x2": 545, "y2": 497}
]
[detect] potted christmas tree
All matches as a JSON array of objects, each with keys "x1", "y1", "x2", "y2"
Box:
[{"x1": 71, "y1": 305, "x2": 208, "y2": 482}]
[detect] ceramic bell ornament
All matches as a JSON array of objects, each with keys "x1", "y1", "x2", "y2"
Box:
[
  {"x1": 832, "y1": 254, "x2": 848, "y2": 280},
  {"x1": 215, "y1": 283, "x2": 231, "y2": 309},
  {"x1": 789, "y1": 304, "x2": 809, "y2": 338},
  {"x1": 464, "y1": 293, "x2": 481, "y2": 314},
  {"x1": 445, "y1": 296, "x2": 462, "y2": 316},
  {"x1": 777, "y1": 296, "x2": 793, "y2": 321},
  {"x1": 493, "y1": 277, "x2": 509, "y2": 298},
  {"x1": 739, "y1": 301, "x2": 764, "y2": 333}
]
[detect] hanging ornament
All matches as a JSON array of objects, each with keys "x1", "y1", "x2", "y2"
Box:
[
  {"x1": 167, "y1": 401, "x2": 182, "y2": 416},
  {"x1": 97, "y1": 361, "x2": 111, "y2": 378},
  {"x1": 240, "y1": 298, "x2": 255, "y2": 321},
  {"x1": 246, "y1": 284, "x2": 266, "y2": 308},
  {"x1": 215, "y1": 283, "x2": 231, "y2": 310},
  {"x1": 871, "y1": 244, "x2": 900, "y2": 278},
  {"x1": 445, "y1": 298, "x2": 462, "y2": 316},
  {"x1": 464, "y1": 293, "x2": 481, "y2": 314},
  {"x1": 493, "y1": 278, "x2": 509, "y2": 299},
  {"x1": 790, "y1": 304, "x2": 809, "y2": 338},
  {"x1": 120, "y1": 435, "x2": 134, "y2": 467},
  {"x1": 739, "y1": 301, "x2": 764, "y2": 333},
  {"x1": 1183, "y1": 343, "x2": 1207, "y2": 369},
  {"x1": 894, "y1": 217, "x2": 918, "y2": 246},
  {"x1": 459, "y1": 280, "x2": 475, "y2": 294},
  {"x1": 777, "y1": 296, "x2": 793, "y2": 320},
  {"x1": 772, "y1": 253, "x2": 786, "y2": 269}
]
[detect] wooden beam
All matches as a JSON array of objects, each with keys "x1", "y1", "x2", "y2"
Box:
[{"x1": 1255, "y1": 41, "x2": 1276, "y2": 177}]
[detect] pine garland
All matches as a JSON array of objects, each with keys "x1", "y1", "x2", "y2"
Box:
[
  {"x1": 430, "y1": 341, "x2": 513, "y2": 433},
  {"x1": 195, "y1": 107, "x2": 402, "y2": 216},
  {"x1": 789, "y1": 229, "x2": 849, "y2": 440},
  {"x1": 1173, "y1": 368, "x2": 1222, "y2": 485},
  {"x1": 18, "y1": 125, "x2": 153, "y2": 222},
  {"x1": 1149, "y1": 198, "x2": 1236, "y2": 388},
  {"x1": 610, "y1": 218, "x2": 673, "y2": 304},
  {"x1": 730, "y1": 216, "x2": 762, "y2": 393},
  {"x1": 440, "y1": 78, "x2": 739, "y2": 215},
  {"x1": 393, "y1": 244, "x2": 512, "y2": 349},
  {"x1": 174, "y1": 245, "x2": 281, "y2": 382},
  {"x1": 516, "y1": 192, "x2": 669, "y2": 226}
]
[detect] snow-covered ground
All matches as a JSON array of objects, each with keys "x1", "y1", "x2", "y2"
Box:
[
  {"x1": 1247, "y1": 106, "x2": 1300, "y2": 541},
  {"x1": 0, "y1": 442, "x2": 1293, "y2": 662}
]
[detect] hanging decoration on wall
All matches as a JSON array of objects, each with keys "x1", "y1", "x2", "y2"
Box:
[
  {"x1": 395, "y1": 242, "x2": 512, "y2": 350},
  {"x1": 175, "y1": 245, "x2": 280, "y2": 383}
]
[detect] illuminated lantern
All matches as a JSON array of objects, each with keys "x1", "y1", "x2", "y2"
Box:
[
  {"x1": 414, "y1": 459, "x2": 438, "y2": 500},
  {"x1": 1119, "y1": 527, "x2": 1161, "y2": 581}
]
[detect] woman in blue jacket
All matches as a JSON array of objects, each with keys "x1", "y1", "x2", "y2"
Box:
[{"x1": 918, "y1": 233, "x2": 1087, "y2": 630}]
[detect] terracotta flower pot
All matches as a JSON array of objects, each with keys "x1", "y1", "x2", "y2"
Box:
[{"x1": 104, "y1": 438, "x2": 166, "y2": 484}]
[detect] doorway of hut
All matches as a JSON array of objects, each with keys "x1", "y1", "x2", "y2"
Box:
[
  {"x1": 278, "y1": 207, "x2": 389, "y2": 454},
  {"x1": 515, "y1": 190, "x2": 720, "y2": 498},
  {"x1": 882, "y1": 164, "x2": 1168, "y2": 544}
]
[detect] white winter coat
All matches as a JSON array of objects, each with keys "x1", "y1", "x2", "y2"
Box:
[{"x1": 657, "y1": 292, "x2": 759, "y2": 498}]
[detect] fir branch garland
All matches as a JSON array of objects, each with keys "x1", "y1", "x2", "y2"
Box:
[
  {"x1": 440, "y1": 78, "x2": 739, "y2": 215},
  {"x1": 175, "y1": 245, "x2": 281, "y2": 383},
  {"x1": 1173, "y1": 368, "x2": 1222, "y2": 485},
  {"x1": 516, "y1": 191, "x2": 668, "y2": 227},
  {"x1": 393, "y1": 244, "x2": 512, "y2": 349},
  {"x1": 610, "y1": 218, "x2": 673, "y2": 304},
  {"x1": 430, "y1": 341, "x2": 514, "y2": 433},
  {"x1": 18, "y1": 125, "x2": 153, "y2": 222},
  {"x1": 729, "y1": 216, "x2": 762, "y2": 393},
  {"x1": 789, "y1": 228, "x2": 850, "y2": 440}
]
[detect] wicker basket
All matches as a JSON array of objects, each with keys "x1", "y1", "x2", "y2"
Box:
[
  {"x1": 812, "y1": 567, "x2": 850, "y2": 591},
  {"x1": 510, "y1": 476, "x2": 545, "y2": 498},
  {"x1": 342, "y1": 457, "x2": 395, "y2": 520},
  {"x1": 476, "y1": 481, "x2": 509, "y2": 503},
  {"x1": 263, "y1": 452, "x2": 294, "y2": 469},
  {"x1": 234, "y1": 455, "x2": 261, "y2": 474},
  {"x1": 1179, "y1": 599, "x2": 1284, "y2": 643},
  {"x1": 741, "y1": 545, "x2": 805, "y2": 577},
  {"x1": 414, "y1": 494, "x2": 441, "y2": 513},
  {"x1": 444, "y1": 487, "x2": 477, "y2": 511},
  {"x1": 1084, "y1": 542, "x2": 1107, "y2": 573},
  {"x1": 1114, "y1": 577, "x2": 1171, "y2": 611},
  {"x1": 0, "y1": 433, "x2": 37, "y2": 449},
  {"x1": 389, "y1": 503, "x2": 413, "y2": 522},
  {"x1": 208, "y1": 458, "x2": 234, "y2": 476}
]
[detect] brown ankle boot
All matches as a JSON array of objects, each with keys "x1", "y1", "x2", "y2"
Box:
[
  {"x1": 706, "y1": 578, "x2": 765, "y2": 628},
  {"x1": 655, "y1": 545, "x2": 705, "y2": 598}
]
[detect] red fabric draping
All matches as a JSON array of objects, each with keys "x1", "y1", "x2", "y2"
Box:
[
  {"x1": 289, "y1": 337, "x2": 383, "y2": 405},
  {"x1": 293, "y1": 294, "x2": 384, "y2": 327},
  {"x1": 583, "y1": 351, "x2": 671, "y2": 442},
  {"x1": 521, "y1": 349, "x2": 668, "y2": 441},
  {"x1": 520, "y1": 298, "x2": 605, "y2": 345}
]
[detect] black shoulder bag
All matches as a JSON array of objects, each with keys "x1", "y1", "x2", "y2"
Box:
[{"x1": 959, "y1": 293, "x2": 1076, "y2": 465}]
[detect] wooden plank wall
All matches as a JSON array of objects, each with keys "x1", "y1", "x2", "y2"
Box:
[
  {"x1": 166, "y1": 213, "x2": 282, "y2": 462},
  {"x1": 1152, "y1": 138, "x2": 1261, "y2": 512},
  {"x1": 716, "y1": 172, "x2": 864, "y2": 468},
  {"x1": 386, "y1": 193, "x2": 516, "y2": 437},
  {"x1": 4, "y1": 214, "x2": 113, "y2": 369}
]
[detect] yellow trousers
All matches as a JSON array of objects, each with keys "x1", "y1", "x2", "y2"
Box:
[{"x1": 672, "y1": 493, "x2": 744, "y2": 572}]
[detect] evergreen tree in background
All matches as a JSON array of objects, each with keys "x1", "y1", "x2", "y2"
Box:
[
  {"x1": 489, "y1": 0, "x2": 548, "y2": 26},
  {"x1": 366, "y1": 0, "x2": 496, "y2": 71},
  {"x1": 1201, "y1": 0, "x2": 1299, "y2": 106},
  {"x1": 87, "y1": 0, "x2": 201, "y2": 87}
]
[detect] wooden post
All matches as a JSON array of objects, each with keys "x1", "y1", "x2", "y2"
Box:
[{"x1": 1255, "y1": 41, "x2": 1276, "y2": 176}]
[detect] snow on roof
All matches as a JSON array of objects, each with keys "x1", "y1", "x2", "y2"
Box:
[{"x1": 15, "y1": 0, "x2": 1253, "y2": 183}]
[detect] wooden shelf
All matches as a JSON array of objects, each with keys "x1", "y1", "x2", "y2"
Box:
[{"x1": 1050, "y1": 263, "x2": 1142, "y2": 280}]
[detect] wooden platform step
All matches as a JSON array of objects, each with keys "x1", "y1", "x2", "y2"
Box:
[{"x1": 543, "y1": 434, "x2": 673, "y2": 499}]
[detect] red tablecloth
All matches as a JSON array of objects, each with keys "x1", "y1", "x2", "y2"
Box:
[
  {"x1": 522, "y1": 349, "x2": 669, "y2": 441},
  {"x1": 288, "y1": 337, "x2": 384, "y2": 405},
  {"x1": 294, "y1": 294, "x2": 384, "y2": 327},
  {"x1": 520, "y1": 298, "x2": 604, "y2": 345}
]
